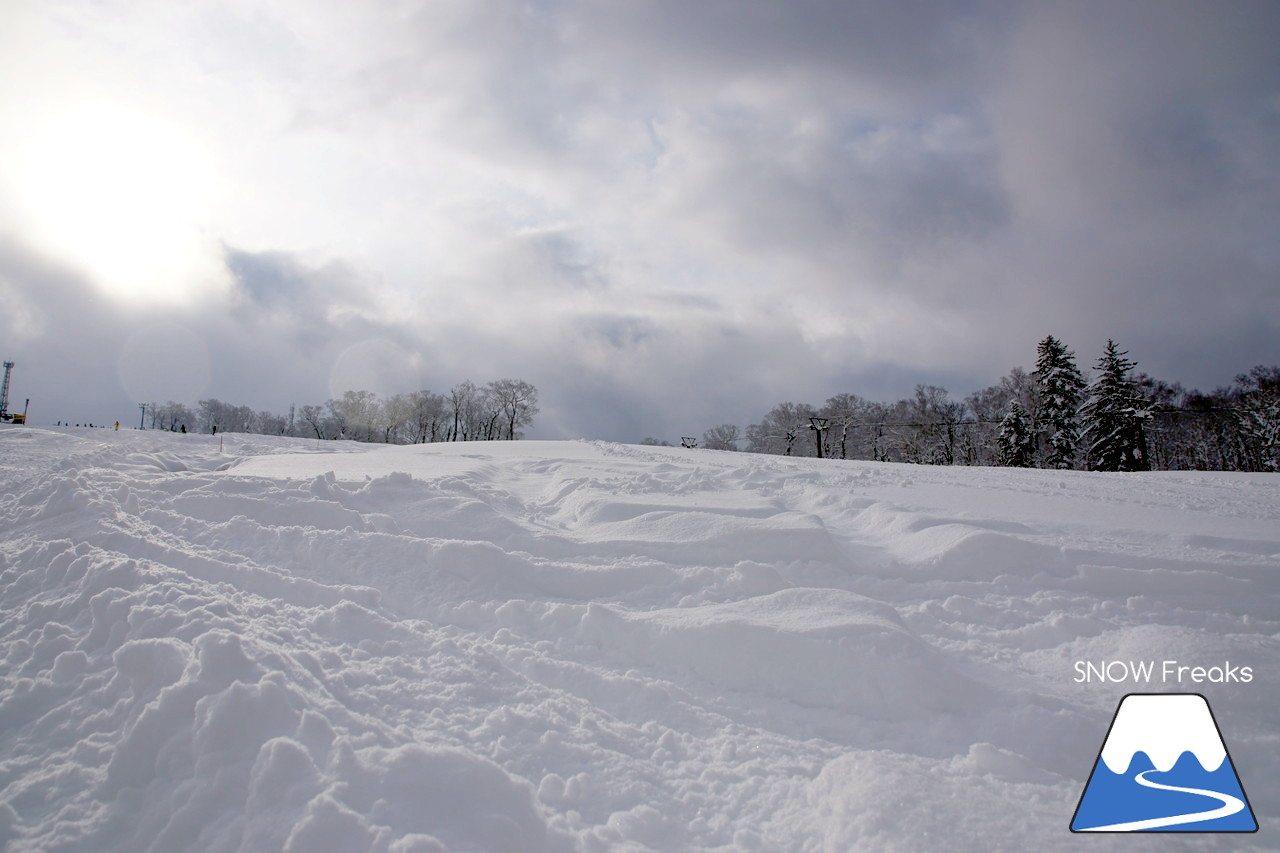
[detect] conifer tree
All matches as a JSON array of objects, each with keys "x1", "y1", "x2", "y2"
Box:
[
  {"x1": 1081, "y1": 339, "x2": 1151, "y2": 471},
  {"x1": 1033, "y1": 335, "x2": 1087, "y2": 469},
  {"x1": 997, "y1": 401, "x2": 1035, "y2": 467}
]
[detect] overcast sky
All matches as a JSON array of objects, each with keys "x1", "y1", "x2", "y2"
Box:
[{"x1": 1, "y1": 0, "x2": 1277, "y2": 441}]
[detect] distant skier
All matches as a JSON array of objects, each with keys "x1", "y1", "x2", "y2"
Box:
[
  {"x1": 181, "y1": 424, "x2": 187, "y2": 434},
  {"x1": 114, "y1": 421, "x2": 120, "y2": 431}
]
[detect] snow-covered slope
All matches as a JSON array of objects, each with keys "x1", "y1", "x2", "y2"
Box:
[{"x1": 1, "y1": 427, "x2": 1277, "y2": 851}]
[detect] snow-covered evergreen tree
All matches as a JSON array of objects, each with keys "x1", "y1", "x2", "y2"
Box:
[
  {"x1": 997, "y1": 401, "x2": 1035, "y2": 467},
  {"x1": 1033, "y1": 335, "x2": 1087, "y2": 469},
  {"x1": 1081, "y1": 339, "x2": 1151, "y2": 472},
  {"x1": 1234, "y1": 366, "x2": 1280, "y2": 471}
]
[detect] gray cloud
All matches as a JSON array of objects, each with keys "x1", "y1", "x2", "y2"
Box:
[
  {"x1": 1, "y1": 0, "x2": 1277, "y2": 441},
  {"x1": 978, "y1": 0, "x2": 1280, "y2": 388},
  {"x1": 0, "y1": 236, "x2": 125, "y2": 424}
]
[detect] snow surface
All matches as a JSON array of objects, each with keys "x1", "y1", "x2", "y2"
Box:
[{"x1": 1, "y1": 426, "x2": 1277, "y2": 851}]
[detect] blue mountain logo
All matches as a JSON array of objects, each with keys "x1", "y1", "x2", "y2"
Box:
[{"x1": 1071, "y1": 693, "x2": 1257, "y2": 832}]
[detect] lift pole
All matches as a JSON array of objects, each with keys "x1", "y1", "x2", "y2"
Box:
[
  {"x1": 809, "y1": 417, "x2": 829, "y2": 459},
  {"x1": 0, "y1": 361, "x2": 13, "y2": 420}
]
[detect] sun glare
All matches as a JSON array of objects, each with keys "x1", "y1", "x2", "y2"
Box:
[{"x1": 10, "y1": 105, "x2": 225, "y2": 305}]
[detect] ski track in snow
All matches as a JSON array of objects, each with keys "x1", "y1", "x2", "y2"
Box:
[{"x1": 1, "y1": 427, "x2": 1277, "y2": 851}]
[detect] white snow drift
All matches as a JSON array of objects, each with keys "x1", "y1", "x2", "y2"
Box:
[{"x1": 1, "y1": 427, "x2": 1277, "y2": 851}]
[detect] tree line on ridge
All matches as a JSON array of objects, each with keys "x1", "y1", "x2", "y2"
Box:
[{"x1": 682, "y1": 337, "x2": 1278, "y2": 472}]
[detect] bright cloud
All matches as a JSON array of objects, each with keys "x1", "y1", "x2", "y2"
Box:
[{"x1": 1, "y1": 0, "x2": 1277, "y2": 439}]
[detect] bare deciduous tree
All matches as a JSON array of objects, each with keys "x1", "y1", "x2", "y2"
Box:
[
  {"x1": 408, "y1": 391, "x2": 448, "y2": 443},
  {"x1": 746, "y1": 402, "x2": 819, "y2": 456},
  {"x1": 298, "y1": 404, "x2": 330, "y2": 439},
  {"x1": 702, "y1": 423, "x2": 741, "y2": 450},
  {"x1": 487, "y1": 379, "x2": 540, "y2": 440}
]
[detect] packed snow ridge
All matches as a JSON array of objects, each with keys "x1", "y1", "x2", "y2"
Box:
[{"x1": 1, "y1": 427, "x2": 1277, "y2": 851}]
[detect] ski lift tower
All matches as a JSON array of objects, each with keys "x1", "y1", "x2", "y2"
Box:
[
  {"x1": 809, "y1": 416, "x2": 829, "y2": 458},
  {"x1": 0, "y1": 361, "x2": 13, "y2": 420}
]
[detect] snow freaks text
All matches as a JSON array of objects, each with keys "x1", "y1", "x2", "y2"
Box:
[{"x1": 1073, "y1": 661, "x2": 1253, "y2": 684}]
